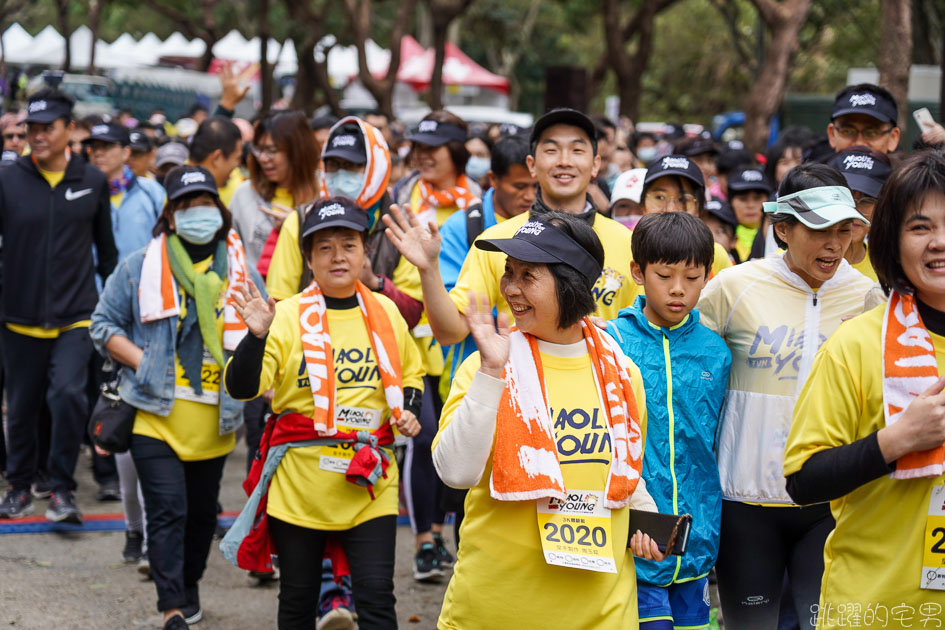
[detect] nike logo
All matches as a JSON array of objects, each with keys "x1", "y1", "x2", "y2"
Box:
[{"x1": 64, "y1": 188, "x2": 93, "y2": 201}]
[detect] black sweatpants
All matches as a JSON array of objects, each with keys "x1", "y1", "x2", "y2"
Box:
[
  {"x1": 1, "y1": 327, "x2": 92, "y2": 492},
  {"x1": 269, "y1": 514, "x2": 397, "y2": 630},
  {"x1": 131, "y1": 434, "x2": 227, "y2": 612},
  {"x1": 715, "y1": 500, "x2": 834, "y2": 630}
]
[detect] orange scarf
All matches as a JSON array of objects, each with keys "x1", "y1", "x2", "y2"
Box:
[
  {"x1": 882, "y1": 291, "x2": 945, "y2": 479},
  {"x1": 490, "y1": 319, "x2": 644, "y2": 509},
  {"x1": 414, "y1": 174, "x2": 479, "y2": 225},
  {"x1": 298, "y1": 279, "x2": 403, "y2": 436}
]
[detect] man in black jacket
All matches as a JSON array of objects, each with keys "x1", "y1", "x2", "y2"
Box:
[{"x1": 0, "y1": 87, "x2": 117, "y2": 523}]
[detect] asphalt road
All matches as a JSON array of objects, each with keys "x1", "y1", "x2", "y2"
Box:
[{"x1": 0, "y1": 443, "x2": 452, "y2": 629}]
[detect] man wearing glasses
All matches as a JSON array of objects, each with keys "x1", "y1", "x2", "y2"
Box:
[
  {"x1": 826, "y1": 83, "x2": 901, "y2": 155},
  {"x1": 1, "y1": 112, "x2": 28, "y2": 156}
]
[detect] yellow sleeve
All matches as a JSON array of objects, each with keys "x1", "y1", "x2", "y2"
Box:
[
  {"x1": 783, "y1": 342, "x2": 864, "y2": 476},
  {"x1": 448, "y1": 246, "x2": 501, "y2": 315},
  {"x1": 712, "y1": 242, "x2": 733, "y2": 277},
  {"x1": 266, "y1": 211, "x2": 304, "y2": 301},
  {"x1": 433, "y1": 351, "x2": 482, "y2": 451},
  {"x1": 381, "y1": 295, "x2": 424, "y2": 391}
]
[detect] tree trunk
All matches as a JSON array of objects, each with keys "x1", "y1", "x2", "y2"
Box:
[
  {"x1": 259, "y1": 0, "x2": 272, "y2": 111},
  {"x1": 87, "y1": 0, "x2": 103, "y2": 73},
  {"x1": 878, "y1": 0, "x2": 912, "y2": 131},
  {"x1": 291, "y1": 38, "x2": 318, "y2": 113},
  {"x1": 429, "y1": 20, "x2": 448, "y2": 110},
  {"x1": 742, "y1": 0, "x2": 812, "y2": 153},
  {"x1": 313, "y1": 48, "x2": 344, "y2": 116},
  {"x1": 56, "y1": 0, "x2": 71, "y2": 71}
]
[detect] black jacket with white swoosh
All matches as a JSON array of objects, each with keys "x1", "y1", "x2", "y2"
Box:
[{"x1": 0, "y1": 154, "x2": 117, "y2": 327}]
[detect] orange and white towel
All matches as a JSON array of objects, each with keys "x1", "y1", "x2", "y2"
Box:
[
  {"x1": 882, "y1": 291, "x2": 945, "y2": 479},
  {"x1": 318, "y1": 116, "x2": 391, "y2": 210},
  {"x1": 414, "y1": 174, "x2": 479, "y2": 226},
  {"x1": 298, "y1": 279, "x2": 403, "y2": 436},
  {"x1": 490, "y1": 319, "x2": 644, "y2": 509},
  {"x1": 138, "y1": 230, "x2": 251, "y2": 351}
]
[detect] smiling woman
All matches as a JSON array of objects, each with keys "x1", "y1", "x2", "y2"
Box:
[
  {"x1": 784, "y1": 151, "x2": 945, "y2": 629},
  {"x1": 696, "y1": 163, "x2": 876, "y2": 629}
]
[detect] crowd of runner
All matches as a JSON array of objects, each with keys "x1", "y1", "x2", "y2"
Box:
[{"x1": 1, "y1": 71, "x2": 945, "y2": 630}]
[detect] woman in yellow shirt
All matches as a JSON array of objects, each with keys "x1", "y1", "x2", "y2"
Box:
[
  {"x1": 433, "y1": 210, "x2": 665, "y2": 630},
  {"x1": 785, "y1": 151, "x2": 945, "y2": 629},
  {"x1": 90, "y1": 166, "x2": 260, "y2": 630},
  {"x1": 222, "y1": 196, "x2": 423, "y2": 630}
]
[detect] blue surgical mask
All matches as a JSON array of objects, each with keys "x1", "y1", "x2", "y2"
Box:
[
  {"x1": 325, "y1": 169, "x2": 365, "y2": 200},
  {"x1": 174, "y1": 205, "x2": 223, "y2": 244},
  {"x1": 465, "y1": 156, "x2": 490, "y2": 182},
  {"x1": 637, "y1": 146, "x2": 658, "y2": 163}
]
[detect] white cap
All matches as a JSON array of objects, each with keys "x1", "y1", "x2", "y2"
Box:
[
  {"x1": 175, "y1": 117, "x2": 198, "y2": 138},
  {"x1": 610, "y1": 168, "x2": 647, "y2": 204}
]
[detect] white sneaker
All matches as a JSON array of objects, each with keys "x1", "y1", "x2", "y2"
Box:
[{"x1": 316, "y1": 606, "x2": 356, "y2": 630}]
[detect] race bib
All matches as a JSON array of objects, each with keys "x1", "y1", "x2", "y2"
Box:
[
  {"x1": 318, "y1": 406, "x2": 384, "y2": 474},
  {"x1": 921, "y1": 484, "x2": 945, "y2": 590},
  {"x1": 537, "y1": 490, "x2": 616, "y2": 573},
  {"x1": 174, "y1": 348, "x2": 220, "y2": 405}
]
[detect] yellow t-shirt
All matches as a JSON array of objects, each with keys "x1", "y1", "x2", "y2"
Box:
[
  {"x1": 711, "y1": 241, "x2": 733, "y2": 277},
  {"x1": 110, "y1": 192, "x2": 124, "y2": 209},
  {"x1": 450, "y1": 212, "x2": 641, "y2": 323},
  {"x1": 435, "y1": 348, "x2": 647, "y2": 630},
  {"x1": 39, "y1": 167, "x2": 64, "y2": 189},
  {"x1": 219, "y1": 168, "x2": 245, "y2": 208},
  {"x1": 134, "y1": 257, "x2": 235, "y2": 461},
  {"x1": 734, "y1": 225, "x2": 757, "y2": 264},
  {"x1": 231, "y1": 292, "x2": 424, "y2": 530},
  {"x1": 266, "y1": 210, "x2": 305, "y2": 300},
  {"x1": 785, "y1": 305, "x2": 945, "y2": 629},
  {"x1": 850, "y1": 243, "x2": 878, "y2": 282}
]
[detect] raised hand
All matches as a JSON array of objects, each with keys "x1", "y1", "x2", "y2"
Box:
[
  {"x1": 382, "y1": 204, "x2": 441, "y2": 272},
  {"x1": 233, "y1": 281, "x2": 277, "y2": 339},
  {"x1": 464, "y1": 292, "x2": 510, "y2": 379},
  {"x1": 259, "y1": 202, "x2": 292, "y2": 232},
  {"x1": 219, "y1": 62, "x2": 251, "y2": 111}
]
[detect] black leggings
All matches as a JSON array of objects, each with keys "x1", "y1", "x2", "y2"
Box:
[
  {"x1": 269, "y1": 515, "x2": 397, "y2": 630},
  {"x1": 716, "y1": 500, "x2": 834, "y2": 630}
]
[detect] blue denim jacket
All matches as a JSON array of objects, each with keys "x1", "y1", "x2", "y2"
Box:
[{"x1": 90, "y1": 246, "x2": 265, "y2": 436}]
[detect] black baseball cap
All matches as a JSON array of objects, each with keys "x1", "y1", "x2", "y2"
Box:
[
  {"x1": 827, "y1": 148, "x2": 892, "y2": 198},
  {"x1": 643, "y1": 155, "x2": 706, "y2": 190},
  {"x1": 310, "y1": 114, "x2": 339, "y2": 131},
  {"x1": 705, "y1": 199, "x2": 738, "y2": 229},
  {"x1": 128, "y1": 130, "x2": 153, "y2": 152},
  {"x1": 529, "y1": 108, "x2": 597, "y2": 151},
  {"x1": 728, "y1": 167, "x2": 772, "y2": 196},
  {"x1": 406, "y1": 119, "x2": 467, "y2": 147},
  {"x1": 164, "y1": 165, "x2": 219, "y2": 201},
  {"x1": 323, "y1": 123, "x2": 367, "y2": 164},
  {"x1": 831, "y1": 85, "x2": 898, "y2": 125},
  {"x1": 25, "y1": 94, "x2": 73, "y2": 124},
  {"x1": 87, "y1": 122, "x2": 130, "y2": 146},
  {"x1": 476, "y1": 217, "x2": 602, "y2": 284},
  {"x1": 301, "y1": 198, "x2": 369, "y2": 238},
  {"x1": 680, "y1": 137, "x2": 718, "y2": 157}
]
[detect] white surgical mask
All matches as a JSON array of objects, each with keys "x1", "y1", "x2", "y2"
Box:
[
  {"x1": 637, "y1": 146, "x2": 658, "y2": 163},
  {"x1": 465, "y1": 156, "x2": 490, "y2": 182},
  {"x1": 174, "y1": 205, "x2": 222, "y2": 244},
  {"x1": 325, "y1": 169, "x2": 365, "y2": 200}
]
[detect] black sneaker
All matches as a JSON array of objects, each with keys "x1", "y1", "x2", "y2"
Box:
[
  {"x1": 162, "y1": 614, "x2": 188, "y2": 630},
  {"x1": 0, "y1": 488, "x2": 34, "y2": 519},
  {"x1": 45, "y1": 490, "x2": 82, "y2": 524},
  {"x1": 96, "y1": 480, "x2": 121, "y2": 502},
  {"x1": 123, "y1": 530, "x2": 144, "y2": 563},
  {"x1": 31, "y1": 472, "x2": 51, "y2": 499},
  {"x1": 433, "y1": 532, "x2": 454, "y2": 568},
  {"x1": 413, "y1": 542, "x2": 445, "y2": 582},
  {"x1": 181, "y1": 585, "x2": 202, "y2": 624}
]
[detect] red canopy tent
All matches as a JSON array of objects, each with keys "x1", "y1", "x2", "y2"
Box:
[{"x1": 377, "y1": 35, "x2": 509, "y2": 94}]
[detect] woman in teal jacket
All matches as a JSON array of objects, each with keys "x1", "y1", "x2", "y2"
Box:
[{"x1": 606, "y1": 212, "x2": 731, "y2": 630}]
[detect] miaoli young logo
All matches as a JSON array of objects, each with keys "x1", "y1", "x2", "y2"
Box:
[{"x1": 516, "y1": 221, "x2": 545, "y2": 237}]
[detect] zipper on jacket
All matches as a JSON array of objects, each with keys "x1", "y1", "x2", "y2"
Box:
[
  {"x1": 812, "y1": 291, "x2": 818, "y2": 306},
  {"x1": 44, "y1": 189, "x2": 55, "y2": 327},
  {"x1": 662, "y1": 333, "x2": 683, "y2": 584}
]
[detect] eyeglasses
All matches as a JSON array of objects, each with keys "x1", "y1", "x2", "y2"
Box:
[
  {"x1": 645, "y1": 191, "x2": 699, "y2": 212},
  {"x1": 251, "y1": 144, "x2": 281, "y2": 159},
  {"x1": 3, "y1": 133, "x2": 25, "y2": 141},
  {"x1": 855, "y1": 196, "x2": 877, "y2": 213},
  {"x1": 834, "y1": 125, "x2": 895, "y2": 141}
]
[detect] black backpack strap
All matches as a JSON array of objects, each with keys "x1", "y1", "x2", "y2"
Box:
[{"x1": 465, "y1": 203, "x2": 485, "y2": 249}]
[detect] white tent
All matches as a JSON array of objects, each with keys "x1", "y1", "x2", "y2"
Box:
[
  {"x1": 211, "y1": 30, "x2": 252, "y2": 61},
  {"x1": 135, "y1": 33, "x2": 163, "y2": 64},
  {"x1": 68, "y1": 25, "x2": 120, "y2": 69},
  {"x1": 325, "y1": 38, "x2": 389, "y2": 87},
  {"x1": 156, "y1": 31, "x2": 205, "y2": 58},
  {"x1": 1, "y1": 23, "x2": 33, "y2": 62},
  {"x1": 14, "y1": 25, "x2": 65, "y2": 65}
]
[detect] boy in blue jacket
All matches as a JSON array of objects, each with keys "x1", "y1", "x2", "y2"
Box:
[{"x1": 607, "y1": 212, "x2": 731, "y2": 630}]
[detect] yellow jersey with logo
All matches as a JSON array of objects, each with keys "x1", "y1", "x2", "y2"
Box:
[
  {"x1": 247, "y1": 292, "x2": 424, "y2": 530},
  {"x1": 450, "y1": 212, "x2": 641, "y2": 323},
  {"x1": 434, "y1": 347, "x2": 647, "y2": 630},
  {"x1": 134, "y1": 257, "x2": 235, "y2": 461},
  {"x1": 785, "y1": 305, "x2": 945, "y2": 629}
]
